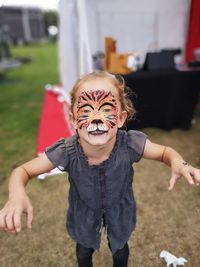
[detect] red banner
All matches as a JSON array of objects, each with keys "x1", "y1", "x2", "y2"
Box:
[{"x1": 185, "y1": 0, "x2": 200, "y2": 62}]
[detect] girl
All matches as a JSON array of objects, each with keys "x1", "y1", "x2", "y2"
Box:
[{"x1": 0, "y1": 71, "x2": 199, "y2": 267}]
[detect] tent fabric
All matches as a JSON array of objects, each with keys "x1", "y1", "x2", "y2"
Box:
[
  {"x1": 185, "y1": 0, "x2": 200, "y2": 62},
  {"x1": 58, "y1": 0, "x2": 93, "y2": 99}
]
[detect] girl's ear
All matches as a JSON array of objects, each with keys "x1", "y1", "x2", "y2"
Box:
[
  {"x1": 69, "y1": 111, "x2": 77, "y2": 129},
  {"x1": 118, "y1": 110, "x2": 127, "y2": 128}
]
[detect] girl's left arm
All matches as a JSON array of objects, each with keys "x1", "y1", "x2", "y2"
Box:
[{"x1": 143, "y1": 139, "x2": 200, "y2": 191}]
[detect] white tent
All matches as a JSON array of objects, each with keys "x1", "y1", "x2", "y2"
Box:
[
  {"x1": 58, "y1": 0, "x2": 190, "y2": 98},
  {"x1": 58, "y1": 0, "x2": 93, "y2": 101}
]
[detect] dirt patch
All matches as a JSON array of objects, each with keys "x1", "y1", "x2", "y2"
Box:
[{"x1": 0, "y1": 117, "x2": 199, "y2": 267}]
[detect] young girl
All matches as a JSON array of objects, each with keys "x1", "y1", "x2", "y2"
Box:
[{"x1": 0, "y1": 71, "x2": 199, "y2": 267}]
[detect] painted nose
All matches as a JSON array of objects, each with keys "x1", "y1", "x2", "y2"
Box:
[{"x1": 91, "y1": 119, "x2": 103, "y2": 124}]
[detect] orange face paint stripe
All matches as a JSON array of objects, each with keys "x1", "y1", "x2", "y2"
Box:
[{"x1": 77, "y1": 89, "x2": 118, "y2": 129}]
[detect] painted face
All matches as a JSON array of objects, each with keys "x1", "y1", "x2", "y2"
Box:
[{"x1": 77, "y1": 89, "x2": 118, "y2": 134}]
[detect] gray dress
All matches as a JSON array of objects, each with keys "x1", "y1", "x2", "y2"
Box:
[{"x1": 45, "y1": 129, "x2": 147, "y2": 254}]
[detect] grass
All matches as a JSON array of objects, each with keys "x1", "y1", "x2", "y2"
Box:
[
  {"x1": 0, "y1": 42, "x2": 59, "y2": 181},
  {"x1": 0, "y1": 43, "x2": 200, "y2": 267}
]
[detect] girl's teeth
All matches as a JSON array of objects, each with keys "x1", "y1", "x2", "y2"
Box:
[{"x1": 89, "y1": 131, "x2": 105, "y2": 135}]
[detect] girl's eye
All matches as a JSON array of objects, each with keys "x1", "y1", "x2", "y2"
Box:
[
  {"x1": 103, "y1": 108, "x2": 112, "y2": 113},
  {"x1": 82, "y1": 109, "x2": 91, "y2": 114},
  {"x1": 100, "y1": 103, "x2": 113, "y2": 113}
]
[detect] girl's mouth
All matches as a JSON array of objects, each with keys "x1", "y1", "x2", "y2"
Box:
[{"x1": 88, "y1": 130, "x2": 108, "y2": 136}]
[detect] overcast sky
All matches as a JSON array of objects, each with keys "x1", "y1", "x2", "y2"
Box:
[{"x1": 0, "y1": 0, "x2": 59, "y2": 10}]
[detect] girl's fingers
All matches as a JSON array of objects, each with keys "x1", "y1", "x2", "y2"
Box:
[
  {"x1": 26, "y1": 207, "x2": 33, "y2": 229},
  {"x1": 191, "y1": 168, "x2": 200, "y2": 184},
  {"x1": 0, "y1": 200, "x2": 33, "y2": 233},
  {"x1": 0, "y1": 211, "x2": 6, "y2": 230},
  {"x1": 170, "y1": 166, "x2": 200, "y2": 190},
  {"x1": 5, "y1": 227, "x2": 16, "y2": 234},
  {"x1": 5, "y1": 212, "x2": 15, "y2": 231},
  {"x1": 182, "y1": 169, "x2": 195, "y2": 185},
  {"x1": 168, "y1": 174, "x2": 179, "y2": 191},
  {"x1": 13, "y1": 210, "x2": 22, "y2": 233},
  {"x1": 182, "y1": 164, "x2": 200, "y2": 185}
]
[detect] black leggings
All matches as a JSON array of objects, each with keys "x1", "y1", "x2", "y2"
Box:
[{"x1": 76, "y1": 242, "x2": 129, "y2": 267}]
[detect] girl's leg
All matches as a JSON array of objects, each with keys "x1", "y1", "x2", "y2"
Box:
[
  {"x1": 76, "y1": 243, "x2": 95, "y2": 267},
  {"x1": 111, "y1": 243, "x2": 129, "y2": 267},
  {"x1": 108, "y1": 238, "x2": 129, "y2": 267}
]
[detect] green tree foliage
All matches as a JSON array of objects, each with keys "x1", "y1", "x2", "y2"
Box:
[{"x1": 43, "y1": 10, "x2": 58, "y2": 35}]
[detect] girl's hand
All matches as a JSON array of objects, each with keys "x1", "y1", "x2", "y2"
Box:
[
  {"x1": 168, "y1": 161, "x2": 200, "y2": 191},
  {"x1": 143, "y1": 140, "x2": 200, "y2": 191},
  {"x1": 0, "y1": 193, "x2": 33, "y2": 233}
]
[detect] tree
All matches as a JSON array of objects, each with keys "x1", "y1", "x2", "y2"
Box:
[{"x1": 43, "y1": 10, "x2": 58, "y2": 37}]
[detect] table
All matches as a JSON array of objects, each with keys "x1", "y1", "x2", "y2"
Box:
[{"x1": 122, "y1": 69, "x2": 200, "y2": 130}]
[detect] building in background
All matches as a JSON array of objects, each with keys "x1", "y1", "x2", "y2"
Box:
[{"x1": 0, "y1": 5, "x2": 46, "y2": 44}]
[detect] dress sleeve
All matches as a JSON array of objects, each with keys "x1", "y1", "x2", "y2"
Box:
[
  {"x1": 45, "y1": 139, "x2": 69, "y2": 171},
  {"x1": 127, "y1": 130, "x2": 147, "y2": 163}
]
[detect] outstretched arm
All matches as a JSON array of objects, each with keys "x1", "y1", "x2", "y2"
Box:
[
  {"x1": 143, "y1": 139, "x2": 200, "y2": 190},
  {"x1": 0, "y1": 153, "x2": 54, "y2": 233}
]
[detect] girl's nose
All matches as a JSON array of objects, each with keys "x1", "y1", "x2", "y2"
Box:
[{"x1": 91, "y1": 119, "x2": 103, "y2": 124}]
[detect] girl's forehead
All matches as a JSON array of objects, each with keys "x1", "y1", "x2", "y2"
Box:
[{"x1": 77, "y1": 79, "x2": 118, "y2": 97}]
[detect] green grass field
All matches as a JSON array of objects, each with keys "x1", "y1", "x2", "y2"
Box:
[
  {"x1": 0, "y1": 43, "x2": 199, "y2": 267},
  {"x1": 0, "y1": 42, "x2": 59, "y2": 182}
]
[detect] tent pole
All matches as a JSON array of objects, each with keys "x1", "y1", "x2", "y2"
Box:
[{"x1": 77, "y1": 0, "x2": 84, "y2": 76}]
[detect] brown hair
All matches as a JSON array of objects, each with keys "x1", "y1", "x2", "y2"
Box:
[{"x1": 70, "y1": 71, "x2": 136, "y2": 121}]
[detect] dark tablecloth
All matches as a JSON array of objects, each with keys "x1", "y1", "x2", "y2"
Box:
[{"x1": 122, "y1": 70, "x2": 200, "y2": 130}]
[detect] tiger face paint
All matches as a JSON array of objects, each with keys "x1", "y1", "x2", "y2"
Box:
[{"x1": 77, "y1": 89, "x2": 118, "y2": 134}]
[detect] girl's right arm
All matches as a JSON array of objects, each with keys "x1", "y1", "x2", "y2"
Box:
[{"x1": 0, "y1": 153, "x2": 54, "y2": 233}]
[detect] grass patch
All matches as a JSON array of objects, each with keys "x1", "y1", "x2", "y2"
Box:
[
  {"x1": 0, "y1": 43, "x2": 200, "y2": 266},
  {"x1": 0, "y1": 42, "x2": 59, "y2": 181}
]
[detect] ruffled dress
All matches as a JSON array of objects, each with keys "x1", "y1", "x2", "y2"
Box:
[{"x1": 45, "y1": 129, "x2": 147, "y2": 254}]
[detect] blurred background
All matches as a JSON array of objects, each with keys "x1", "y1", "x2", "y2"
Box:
[{"x1": 0, "y1": 0, "x2": 199, "y2": 266}]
